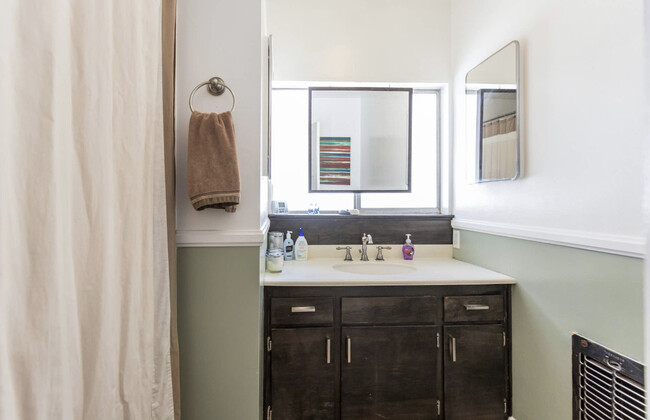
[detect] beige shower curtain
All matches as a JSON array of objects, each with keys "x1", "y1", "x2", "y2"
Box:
[
  {"x1": 162, "y1": 0, "x2": 181, "y2": 418},
  {"x1": 482, "y1": 114, "x2": 516, "y2": 138},
  {"x1": 481, "y1": 114, "x2": 517, "y2": 180},
  {"x1": 0, "y1": 0, "x2": 176, "y2": 418}
]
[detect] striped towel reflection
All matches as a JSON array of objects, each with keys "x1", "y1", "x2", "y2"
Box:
[{"x1": 319, "y1": 137, "x2": 351, "y2": 185}]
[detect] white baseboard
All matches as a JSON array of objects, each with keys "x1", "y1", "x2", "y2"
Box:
[
  {"x1": 452, "y1": 218, "x2": 644, "y2": 258},
  {"x1": 176, "y1": 218, "x2": 271, "y2": 247}
]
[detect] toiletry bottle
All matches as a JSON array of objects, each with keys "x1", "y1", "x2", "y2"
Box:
[
  {"x1": 283, "y1": 231, "x2": 294, "y2": 261},
  {"x1": 294, "y1": 227, "x2": 309, "y2": 260},
  {"x1": 402, "y1": 234, "x2": 415, "y2": 260}
]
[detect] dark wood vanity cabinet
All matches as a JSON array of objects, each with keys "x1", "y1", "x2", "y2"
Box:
[
  {"x1": 264, "y1": 285, "x2": 511, "y2": 420},
  {"x1": 341, "y1": 325, "x2": 441, "y2": 419},
  {"x1": 270, "y1": 327, "x2": 337, "y2": 418},
  {"x1": 443, "y1": 325, "x2": 506, "y2": 420}
]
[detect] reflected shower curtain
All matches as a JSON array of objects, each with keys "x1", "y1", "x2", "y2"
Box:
[{"x1": 0, "y1": 0, "x2": 174, "y2": 419}]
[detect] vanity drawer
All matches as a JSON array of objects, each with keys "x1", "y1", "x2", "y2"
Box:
[
  {"x1": 444, "y1": 295, "x2": 504, "y2": 322},
  {"x1": 342, "y1": 296, "x2": 440, "y2": 325},
  {"x1": 271, "y1": 297, "x2": 334, "y2": 326}
]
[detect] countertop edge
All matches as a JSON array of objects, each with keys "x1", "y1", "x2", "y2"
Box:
[{"x1": 263, "y1": 279, "x2": 517, "y2": 286}]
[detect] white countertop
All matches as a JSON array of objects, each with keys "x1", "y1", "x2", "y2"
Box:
[{"x1": 264, "y1": 245, "x2": 515, "y2": 287}]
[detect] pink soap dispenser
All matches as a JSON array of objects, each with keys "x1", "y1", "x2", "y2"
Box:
[{"x1": 402, "y1": 234, "x2": 415, "y2": 260}]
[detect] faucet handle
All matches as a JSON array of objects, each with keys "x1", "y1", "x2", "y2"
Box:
[
  {"x1": 375, "y1": 245, "x2": 392, "y2": 261},
  {"x1": 336, "y1": 246, "x2": 353, "y2": 261},
  {"x1": 367, "y1": 234, "x2": 373, "y2": 245}
]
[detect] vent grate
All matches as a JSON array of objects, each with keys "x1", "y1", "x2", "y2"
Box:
[{"x1": 573, "y1": 334, "x2": 645, "y2": 420}]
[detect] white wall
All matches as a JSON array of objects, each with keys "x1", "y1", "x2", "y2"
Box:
[
  {"x1": 267, "y1": 0, "x2": 451, "y2": 83},
  {"x1": 202, "y1": 0, "x2": 649, "y2": 254},
  {"x1": 360, "y1": 93, "x2": 410, "y2": 189},
  {"x1": 451, "y1": 0, "x2": 645, "y2": 257},
  {"x1": 176, "y1": 0, "x2": 265, "y2": 246}
]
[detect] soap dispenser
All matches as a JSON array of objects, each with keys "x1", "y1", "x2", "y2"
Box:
[
  {"x1": 294, "y1": 227, "x2": 309, "y2": 261},
  {"x1": 283, "y1": 231, "x2": 294, "y2": 261},
  {"x1": 402, "y1": 234, "x2": 415, "y2": 260}
]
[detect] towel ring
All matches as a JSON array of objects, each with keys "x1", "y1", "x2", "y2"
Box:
[{"x1": 188, "y1": 77, "x2": 236, "y2": 113}]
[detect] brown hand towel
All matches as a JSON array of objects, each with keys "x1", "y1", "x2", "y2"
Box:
[{"x1": 187, "y1": 111, "x2": 240, "y2": 212}]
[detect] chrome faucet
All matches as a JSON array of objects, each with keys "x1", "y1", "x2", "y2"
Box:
[
  {"x1": 336, "y1": 246, "x2": 353, "y2": 261},
  {"x1": 359, "y1": 233, "x2": 373, "y2": 261},
  {"x1": 375, "y1": 245, "x2": 392, "y2": 261}
]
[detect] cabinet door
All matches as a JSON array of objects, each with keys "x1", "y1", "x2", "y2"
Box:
[
  {"x1": 444, "y1": 325, "x2": 506, "y2": 420},
  {"x1": 271, "y1": 327, "x2": 337, "y2": 419},
  {"x1": 341, "y1": 326, "x2": 441, "y2": 419}
]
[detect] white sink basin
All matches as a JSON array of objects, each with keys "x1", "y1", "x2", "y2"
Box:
[{"x1": 332, "y1": 263, "x2": 417, "y2": 275}]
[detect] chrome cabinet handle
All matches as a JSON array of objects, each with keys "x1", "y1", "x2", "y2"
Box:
[
  {"x1": 291, "y1": 306, "x2": 315, "y2": 313},
  {"x1": 326, "y1": 337, "x2": 331, "y2": 364},
  {"x1": 464, "y1": 304, "x2": 490, "y2": 311},
  {"x1": 449, "y1": 335, "x2": 457, "y2": 362},
  {"x1": 347, "y1": 337, "x2": 351, "y2": 364}
]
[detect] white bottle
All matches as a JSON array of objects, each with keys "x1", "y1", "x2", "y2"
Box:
[
  {"x1": 283, "y1": 231, "x2": 294, "y2": 261},
  {"x1": 294, "y1": 227, "x2": 309, "y2": 260}
]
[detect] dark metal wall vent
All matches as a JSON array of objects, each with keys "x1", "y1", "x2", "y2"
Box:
[{"x1": 572, "y1": 334, "x2": 645, "y2": 420}]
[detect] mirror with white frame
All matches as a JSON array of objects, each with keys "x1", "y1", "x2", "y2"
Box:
[
  {"x1": 465, "y1": 40, "x2": 520, "y2": 183},
  {"x1": 309, "y1": 87, "x2": 412, "y2": 193}
]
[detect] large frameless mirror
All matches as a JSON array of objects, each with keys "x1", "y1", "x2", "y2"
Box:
[
  {"x1": 309, "y1": 87, "x2": 412, "y2": 192},
  {"x1": 465, "y1": 41, "x2": 520, "y2": 183}
]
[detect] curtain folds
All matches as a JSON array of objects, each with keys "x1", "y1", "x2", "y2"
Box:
[
  {"x1": 482, "y1": 114, "x2": 516, "y2": 138},
  {"x1": 162, "y1": 0, "x2": 180, "y2": 418},
  {"x1": 0, "y1": 0, "x2": 175, "y2": 418}
]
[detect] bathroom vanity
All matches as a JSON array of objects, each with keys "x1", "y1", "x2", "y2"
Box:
[{"x1": 263, "y1": 253, "x2": 515, "y2": 419}]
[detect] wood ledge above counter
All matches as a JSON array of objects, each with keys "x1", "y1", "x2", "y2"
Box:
[{"x1": 268, "y1": 214, "x2": 453, "y2": 245}]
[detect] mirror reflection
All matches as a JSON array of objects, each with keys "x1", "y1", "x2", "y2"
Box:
[
  {"x1": 309, "y1": 88, "x2": 412, "y2": 192},
  {"x1": 465, "y1": 41, "x2": 520, "y2": 182}
]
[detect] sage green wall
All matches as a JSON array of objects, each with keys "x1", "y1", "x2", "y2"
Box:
[
  {"x1": 454, "y1": 230, "x2": 644, "y2": 420},
  {"x1": 177, "y1": 247, "x2": 262, "y2": 420}
]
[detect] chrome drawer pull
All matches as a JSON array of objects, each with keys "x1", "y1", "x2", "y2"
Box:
[
  {"x1": 347, "y1": 337, "x2": 352, "y2": 364},
  {"x1": 449, "y1": 335, "x2": 457, "y2": 362},
  {"x1": 326, "y1": 338, "x2": 331, "y2": 364},
  {"x1": 464, "y1": 304, "x2": 490, "y2": 311},
  {"x1": 291, "y1": 306, "x2": 316, "y2": 313}
]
